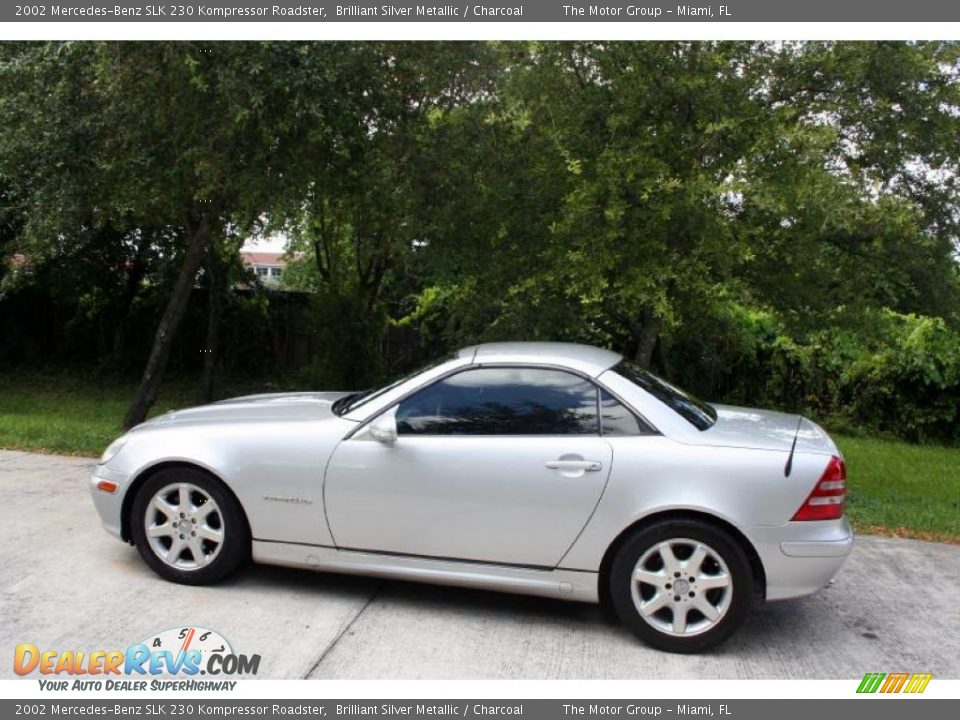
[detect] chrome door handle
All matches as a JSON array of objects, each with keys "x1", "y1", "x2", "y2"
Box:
[{"x1": 546, "y1": 460, "x2": 603, "y2": 472}]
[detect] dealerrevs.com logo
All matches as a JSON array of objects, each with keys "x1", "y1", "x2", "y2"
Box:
[
  {"x1": 857, "y1": 672, "x2": 933, "y2": 694},
  {"x1": 14, "y1": 627, "x2": 260, "y2": 691}
]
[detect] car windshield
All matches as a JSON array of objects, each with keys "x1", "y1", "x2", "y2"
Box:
[
  {"x1": 614, "y1": 360, "x2": 717, "y2": 431},
  {"x1": 332, "y1": 354, "x2": 458, "y2": 416}
]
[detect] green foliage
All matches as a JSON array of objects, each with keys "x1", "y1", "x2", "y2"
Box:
[
  {"x1": 293, "y1": 288, "x2": 390, "y2": 389},
  {"x1": 411, "y1": 41, "x2": 960, "y2": 370},
  {"x1": 665, "y1": 303, "x2": 960, "y2": 443},
  {"x1": 1, "y1": 41, "x2": 959, "y2": 444},
  {"x1": 840, "y1": 313, "x2": 960, "y2": 442}
]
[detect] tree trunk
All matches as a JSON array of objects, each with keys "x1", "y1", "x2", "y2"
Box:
[
  {"x1": 201, "y1": 238, "x2": 224, "y2": 403},
  {"x1": 123, "y1": 218, "x2": 211, "y2": 429},
  {"x1": 633, "y1": 308, "x2": 661, "y2": 369},
  {"x1": 111, "y1": 233, "x2": 151, "y2": 364}
]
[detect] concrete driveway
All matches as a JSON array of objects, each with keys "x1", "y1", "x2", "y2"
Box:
[{"x1": 1, "y1": 449, "x2": 958, "y2": 679}]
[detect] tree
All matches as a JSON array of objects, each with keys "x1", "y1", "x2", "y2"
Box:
[
  {"x1": 741, "y1": 41, "x2": 960, "y2": 329},
  {"x1": 413, "y1": 42, "x2": 776, "y2": 365},
  {"x1": 1, "y1": 41, "x2": 957, "y2": 438},
  {"x1": 412, "y1": 41, "x2": 960, "y2": 369},
  {"x1": 280, "y1": 42, "x2": 497, "y2": 384},
  {"x1": 0, "y1": 179, "x2": 24, "y2": 289},
  {"x1": 0, "y1": 42, "x2": 380, "y2": 426}
]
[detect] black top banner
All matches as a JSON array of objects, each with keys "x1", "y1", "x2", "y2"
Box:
[
  {"x1": 6, "y1": 0, "x2": 960, "y2": 22},
  {"x1": 0, "y1": 701, "x2": 957, "y2": 720}
]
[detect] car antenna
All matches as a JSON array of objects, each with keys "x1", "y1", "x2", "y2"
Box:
[{"x1": 784, "y1": 415, "x2": 803, "y2": 477}]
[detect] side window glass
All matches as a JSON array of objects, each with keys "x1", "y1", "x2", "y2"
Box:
[
  {"x1": 396, "y1": 367, "x2": 599, "y2": 436},
  {"x1": 600, "y1": 389, "x2": 645, "y2": 436}
]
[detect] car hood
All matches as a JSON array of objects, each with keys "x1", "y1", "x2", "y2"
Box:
[
  {"x1": 690, "y1": 404, "x2": 839, "y2": 455},
  {"x1": 137, "y1": 391, "x2": 352, "y2": 428}
]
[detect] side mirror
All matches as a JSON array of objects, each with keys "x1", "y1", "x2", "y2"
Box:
[{"x1": 368, "y1": 410, "x2": 398, "y2": 445}]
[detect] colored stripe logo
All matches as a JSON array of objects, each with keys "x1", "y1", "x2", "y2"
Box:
[{"x1": 857, "y1": 672, "x2": 932, "y2": 694}]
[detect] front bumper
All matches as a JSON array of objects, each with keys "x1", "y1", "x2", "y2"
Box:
[
  {"x1": 89, "y1": 465, "x2": 128, "y2": 540},
  {"x1": 749, "y1": 517, "x2": 854, "y2": 601}
]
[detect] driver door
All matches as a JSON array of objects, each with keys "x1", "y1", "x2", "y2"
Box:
[{"x1": 323, "y1": 366, "x2": 613, "y2": 568}]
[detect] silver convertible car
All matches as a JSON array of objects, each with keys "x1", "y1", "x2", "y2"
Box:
[{"x1": 91, "y1": 342, "x2": 852, "y2": 652}]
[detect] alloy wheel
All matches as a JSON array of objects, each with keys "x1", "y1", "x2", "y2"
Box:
[
  {"x1": 630, "y1": 537, "x2": 733, "y2": 637},
  {"x1": 144, "y1": 482, "x2": 225, "y2": 571}
]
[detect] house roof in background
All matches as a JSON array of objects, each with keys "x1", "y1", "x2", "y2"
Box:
[{"x1": 241, "y1": 251, "x2": 286, "y2": 267}]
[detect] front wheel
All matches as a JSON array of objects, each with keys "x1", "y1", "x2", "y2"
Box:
[
  {"x1": 609, "y1": 519, "x2": 754, "y2": 653},
  {"x1": 130, "y1": 467, "x2": 250, "y2": 585}
]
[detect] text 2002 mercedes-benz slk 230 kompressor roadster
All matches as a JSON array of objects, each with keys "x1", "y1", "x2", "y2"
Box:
[{"x1": 91, "y1": 342, "x2": 853, "y2": 652}]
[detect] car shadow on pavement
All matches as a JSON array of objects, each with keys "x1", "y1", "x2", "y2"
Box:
[{"x1": 223, "y1": 559, "x2": 825, "y2": 654}]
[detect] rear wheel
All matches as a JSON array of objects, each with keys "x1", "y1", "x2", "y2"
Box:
[
  {"x1": 609, "y1": 519, "x2": 753, "y2": 653},
  {"x1": 130, "y1": 467, "x2": 249, "y2": 585}
]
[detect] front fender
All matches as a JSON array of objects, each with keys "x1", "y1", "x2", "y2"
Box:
[{"x1": 102, "y1": 417, "x2": 355, "y2": 547}]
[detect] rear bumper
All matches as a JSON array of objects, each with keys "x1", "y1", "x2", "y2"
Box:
[
  {"x1": 748, "y1": 518, "x2": 854, "y2": 601},
  {"x1": 781, "y1": 535, "x2": 853, "y2": 557}
]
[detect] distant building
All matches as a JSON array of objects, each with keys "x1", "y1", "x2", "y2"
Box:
[
  {"x1": 241, "y1": 251, "x2": 286, "y2": 287},
  {"x1": 7, "y1": 253, "x2": 29, "y2": 271}
]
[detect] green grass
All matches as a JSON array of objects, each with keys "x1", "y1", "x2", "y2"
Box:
[
  {"x1": 0, "y1": 371, "x2": 273, "y2": 457},
  {"x1": 1, "y1": 372, "x2": 957, "y2": 542},
  {"x1": 836, "y1": 435, "x2": 960, "y2": 543}
]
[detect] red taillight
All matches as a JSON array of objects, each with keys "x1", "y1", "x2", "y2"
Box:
[{"x1": 792, "y1": 455, "x2": 846, "y2": 521}]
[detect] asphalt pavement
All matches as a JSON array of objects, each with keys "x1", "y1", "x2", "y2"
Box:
[{"x1": 1, "y1": 449, "x2": 958, "y2": 679}]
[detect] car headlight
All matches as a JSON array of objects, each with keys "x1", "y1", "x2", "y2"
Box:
[{"x1": 99, "y1": 435, "x2": 129, "y2": 465}]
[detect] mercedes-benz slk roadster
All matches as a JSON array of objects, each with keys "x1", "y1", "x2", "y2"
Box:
[{"x1": 91, "y1": 342, "x2": 852, "y2": 652}]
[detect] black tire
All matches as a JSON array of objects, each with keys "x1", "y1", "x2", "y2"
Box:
[
  {"x1": 130, "y1": 467, "x2": 250, "y2": 585},
  {"x1": 609, "y1": 519, "x2": 754, "y2": 653}
]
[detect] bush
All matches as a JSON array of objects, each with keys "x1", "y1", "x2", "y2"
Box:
[
  {"x1": 840, "y1": 313, "x2": 960, "y2": 443},
  {"x1": 665, "y1": 304, "x2": 960, "y2": 444}
]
